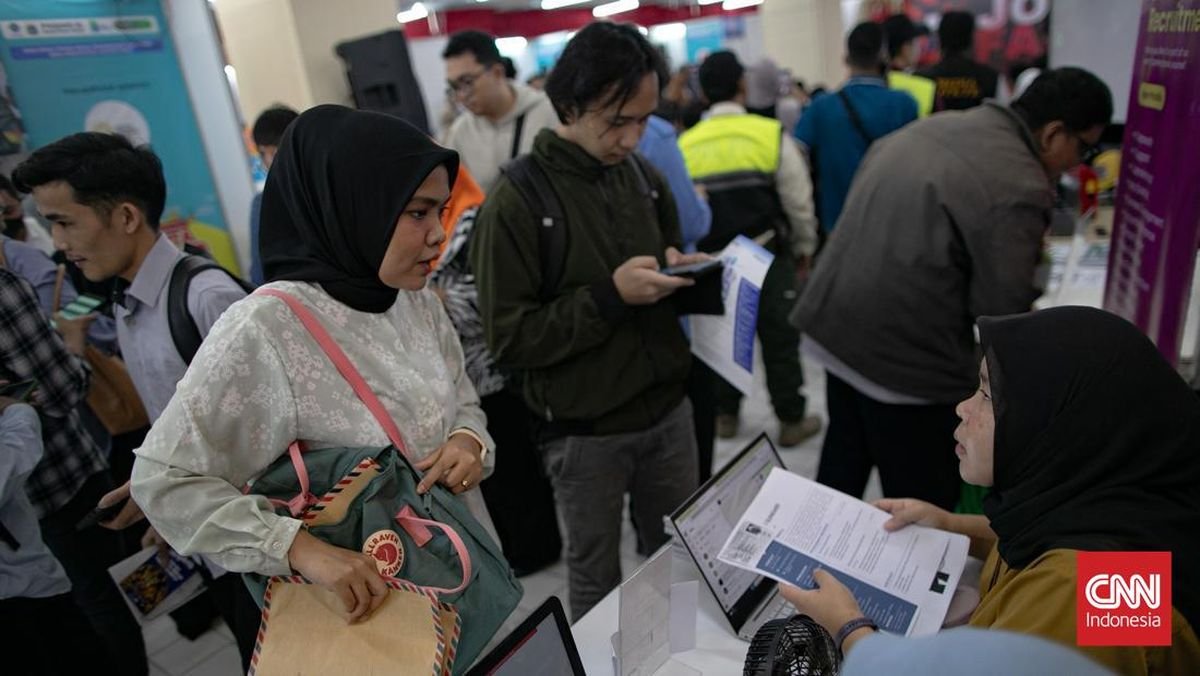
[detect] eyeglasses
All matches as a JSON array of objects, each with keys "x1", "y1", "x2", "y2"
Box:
[{"x1": 446, "y1": 69, "x2": 488, "y2": 96}]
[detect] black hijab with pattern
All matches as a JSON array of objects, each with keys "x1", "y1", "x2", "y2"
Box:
[
  {"x1": 259, "y1": 105, "x2": 458, "y2": 313},
  {"x1": 979, "y1": 306, "x2": 1200, "y2": 629}
]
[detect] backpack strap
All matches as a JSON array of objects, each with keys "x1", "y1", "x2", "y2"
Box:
[
  {"x1": 500, "y1": 155, "x2": 567, "y2": 302},
  {"x1": 509, "y1": 113, "x2": 527, "y2": 160},
  {"x1": 626, "y1": 152, "x2": 659, "y2": 203},
  {"x1": 837, "y1": 89, "x2": 876, "y2": 147},
  {"x1": 168, "y1": 255, "x2": 255, "y2": 365}
]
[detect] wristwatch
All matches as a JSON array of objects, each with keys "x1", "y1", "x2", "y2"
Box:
[{"x1": 835, "y1": 616, "x2": 878, "y2": 653}]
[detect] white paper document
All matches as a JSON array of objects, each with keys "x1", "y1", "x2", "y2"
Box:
[
  {"x1": 690, "y1": 235, "x2": 773, "y2": 395},
  {"x1": 716, "y1": 468, "x2": 968, "y2": 636}
]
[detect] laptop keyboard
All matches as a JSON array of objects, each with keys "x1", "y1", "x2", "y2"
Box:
[{"x1": 740, "y1": 592, "x2": 796, "y2": 640}]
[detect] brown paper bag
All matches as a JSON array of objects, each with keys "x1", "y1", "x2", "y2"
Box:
[{"x1": 250, "y1": 577, "x2": 458, "y2": 676}]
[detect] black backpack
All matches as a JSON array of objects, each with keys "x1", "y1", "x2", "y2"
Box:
[
  {"x1": 167, "y1": 255, "x2": 255, "y2": 365},
  {"x1": 499, "y1": 152, "x2": 659, "y2": 301}
]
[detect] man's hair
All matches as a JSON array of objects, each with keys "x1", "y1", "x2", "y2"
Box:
[
  {"x1": 1011, "y1": 67, "x2": 1113, "y2": 133},
  {"x1": 882, "y1": 14, "x2": 918, "y2": 59},
  {"x1": 12, "y1": 132, "x2": 166, "y2": 227},
  {"x1": 699, "y1": 51, "x2": 745, "y2": 104},
  {"x1": 501, "y1": 57, "x2": 517, "y2": 80},
  {"x1": 544, "y1": 22, "x2": 666, "y2": 124},
  {"x1": 252, "y1": 106, "x2": 299, "y2": 148},
  {"x1": 442, "y1": 30, "x2": 502, "y2": 67},
  {"x1": 939, "y1": 11, "x2": 975, "y2": 55},
  {"x1": 847, "y1": 22, "x2": 886, "y2": 71}
]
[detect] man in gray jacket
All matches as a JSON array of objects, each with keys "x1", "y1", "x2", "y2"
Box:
[
  {"x1": 441, "y1": 30, "x2": 560, "y2": 192},
  {"x1": 793, "y1": 67, "x2": 1112, "y2": 508}
]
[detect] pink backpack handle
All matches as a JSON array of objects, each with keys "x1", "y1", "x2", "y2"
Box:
[{"x1": 256, "y1": 288, "x2": 471, "y2": 596}]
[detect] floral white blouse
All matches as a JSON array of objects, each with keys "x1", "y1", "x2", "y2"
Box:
[{"x1": 130, "y1": 281, "x2": 496, "y2": 576}]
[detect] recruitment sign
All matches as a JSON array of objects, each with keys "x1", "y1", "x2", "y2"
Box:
[{"x1": 1104, "y1": 0, "x2": 1200, "y2": 364}]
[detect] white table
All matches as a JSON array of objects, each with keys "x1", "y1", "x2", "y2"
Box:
[{"x1": 571, "y1": 543, "x2": 983, "y2": 676}]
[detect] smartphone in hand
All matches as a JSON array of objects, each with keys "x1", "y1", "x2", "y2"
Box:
[{"x1": 659, "y1": 259, "x2": 723, "y2": 279}]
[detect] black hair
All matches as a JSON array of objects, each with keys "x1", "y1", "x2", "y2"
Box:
[
  {"x1": 0, "y1": 174, "x2": 16, "y2": 200},
  {"x1": 12, "y1": 132, "x2": 166, "y2": 228},
  {"x1": 939, "y1": 11, "x2": 975, "y2": 55},
  {"x1": 544, "y1": 22, "x2": 666, "y2": 124},
  {"x1": 501, "y1": 56, "x2": 517, "y2": 80},
  {"x1": 252, "y1": 106, "x2": 299, "y2": 148},
  {"x1": 442, "y1": 30, "x2": 502, "y2": 67},
  {"x1": 698, "y1": 51, "x2": 744, "y2": 104},
  {"x1": 847, "y1": 22, "x2": 885, "y2": 71},
  {"x1": 882, "y1": 14, "x2": 918, "y2": 59},
  {"x1": 1011, "y1": 67, "x2": 1113, "y2": 133}
]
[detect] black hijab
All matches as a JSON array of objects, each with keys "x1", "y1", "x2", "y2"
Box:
[
  {"x1": 979, "y1": 306, "x2": 1200, "y2": 629},
  {"x1": 259, "y1": 105, "x2": 458, "y2": 313}
]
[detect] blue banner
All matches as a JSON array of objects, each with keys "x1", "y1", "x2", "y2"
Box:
[{"x1": 0, "y1": 1, "x2": 238, "y2": 271}]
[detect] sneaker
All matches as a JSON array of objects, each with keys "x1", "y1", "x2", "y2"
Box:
[
  {"x1": 778, "y1": 415, "x2": 823, "y2": 447},
  {"x1": 716, "y1": 414, "x2": 739, "y2": 439}
]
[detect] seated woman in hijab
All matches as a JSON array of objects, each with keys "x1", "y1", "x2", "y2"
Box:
[
  {"x1": 782, "y1": 306, "x2": 1200, "y2": 674},
  {"x1": 129, "y1": 105, "x2": 495, "y2": 622}
]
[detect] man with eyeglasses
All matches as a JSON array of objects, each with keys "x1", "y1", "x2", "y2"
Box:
[
  {"x1": 792, "y1": 67, "x2": 1112, "y2": 511},
  {"x1": 441, "y1": 30, "x2": 559, "y2": 193}
]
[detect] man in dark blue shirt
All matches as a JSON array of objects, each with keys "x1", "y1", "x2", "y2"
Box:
[{"x1": 794, "y1": 22, "x2": 918, "y2": 234}]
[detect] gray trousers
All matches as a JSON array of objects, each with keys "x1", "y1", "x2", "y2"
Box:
[{"x1": 542, "y1": 399, "x2": 700, "y2": 620}]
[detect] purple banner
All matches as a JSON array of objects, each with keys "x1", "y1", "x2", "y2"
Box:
[{"x1": 1104, "y1": 0, "x2": 1200, "y2": 365}]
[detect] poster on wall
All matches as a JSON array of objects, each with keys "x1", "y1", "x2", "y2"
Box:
[
  {"x1": 0, "y1": 1, "x2": 240, "y2": 273},
  {"x1": 902, "y1": 0, "x2": 1050, "y2": 79},
  {"x1": 1103, "y1": 0, "x2": 1200, "y2": 364}
]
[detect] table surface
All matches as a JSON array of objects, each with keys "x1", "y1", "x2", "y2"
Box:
[{"x1": 570, "y1": 543, "x2": 984, "y2": 676}]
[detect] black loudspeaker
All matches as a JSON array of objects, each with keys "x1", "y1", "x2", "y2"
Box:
[{"x1": 335, "y1": 30, "x2": 430, "y2": 133}]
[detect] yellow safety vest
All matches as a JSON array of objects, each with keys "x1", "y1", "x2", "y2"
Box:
[
  {"x1": 678, "y1": 113, "x2": 782, "y2": 182},
  {"x1": 888, "y1": 71, "x2": 936, "y2": 117}
]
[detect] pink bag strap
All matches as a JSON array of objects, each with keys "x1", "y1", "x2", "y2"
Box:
[
  {"x1": 257, "y1": 289, "x2": 411, "y2": 458},
  {"x1": 257, "y1": 288, "x2": 472, "y2": 595}
]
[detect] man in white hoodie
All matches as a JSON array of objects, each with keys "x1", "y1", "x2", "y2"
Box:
[{"x1": 441, "y1": 30, "x2": 559, "y2": 192}]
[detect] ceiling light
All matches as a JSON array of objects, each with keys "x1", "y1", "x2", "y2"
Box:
[
  {"x1": 698, "y1": 0, "x2": 723, "y2": 5},
  {"x1": 722, "y1": 0, "x2": 763, "y2": 9},
  {"x1": 396, "y1": 2, "x2": 428, "y2": 23},
  {"x1": 541, "y1": 0, "x2": 590, "y2": 9},
  {"x1": 649, "y1": 22, "x2": 686, "y2": 42},
  {"x1": 496, "y1": 36, "x2": 528, "y2": 56},
  {"x1": 594, "y1": 0, "x2": 638, "y2": 18}
]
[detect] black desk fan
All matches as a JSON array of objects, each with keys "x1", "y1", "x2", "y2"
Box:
[{"x1": 743, "y1": 614, "x2": 843, "y2": 676}]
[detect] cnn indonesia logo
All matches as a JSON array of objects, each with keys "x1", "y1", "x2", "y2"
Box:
[{"x1": 1076, "y1": 552, "x2": 1172, "y2": 646}]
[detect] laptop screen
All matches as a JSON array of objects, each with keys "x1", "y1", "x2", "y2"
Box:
[
  {"x1": 671, "y1": 434, "x2": 783, "y2": 621},
  {"x1": 469, "y1": 597, "x2": 584, "y2": 676}
]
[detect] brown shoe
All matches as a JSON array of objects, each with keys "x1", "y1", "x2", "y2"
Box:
[
  {"x1": 778, "y1": 415, "x2": 823, "y2": 447},
  {"x1": 716, "y1": 414, "x2": 739, "y2": 439}
]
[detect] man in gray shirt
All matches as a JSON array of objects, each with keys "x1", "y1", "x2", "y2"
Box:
[
  {"x1": 14, "y1": 131, "x2": 254, "y2": 666},
  {"x1": 792, "y1": 68, "x2": 1112, "y2": 509}
]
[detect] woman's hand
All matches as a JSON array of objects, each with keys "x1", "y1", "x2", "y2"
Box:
[
  {"x1": 779, "y1": 569, "x2": 868, "y2": 643},
  {"x1": 97, "y1": 480, "x2": 147, "y2": 530},
  {"x1": 414, "y1": 433, "x2": 483, "y2": 495},
  {"x1": 288, "y1": 530, "x2": 388, "y2": 623},
  {"x1": 874, "y1": 497, "x2": 952, "y2": 532}
]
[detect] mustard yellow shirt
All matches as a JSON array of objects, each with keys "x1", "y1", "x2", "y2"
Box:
[{"x1": 970, "y1": 546, "x2": 1200, "y2": 675}]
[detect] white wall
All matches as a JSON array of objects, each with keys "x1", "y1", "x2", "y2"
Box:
[
  {"x1": 1050, "y1": 0, "x2": 1140, "y2": 122},
  {"x1": 762, "y1": 0, "x2": 849, "y2": 91},
  {"x1": 212, "y1": 0, "x2": 313, "y2": 121},
  {"x1": 164, "y1": 0, "x2": 256, "y2": 275}
]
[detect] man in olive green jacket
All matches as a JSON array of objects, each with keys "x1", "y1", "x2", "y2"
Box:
[{"x1": 472, "y1": 22, "x2": 705, "y2": 620}]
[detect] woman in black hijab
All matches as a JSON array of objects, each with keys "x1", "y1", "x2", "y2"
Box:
[
  {"x1": 131, "y1": 105, "x2": 498, "y2": 625},
  {"x1": 780, "y1": 307, "x2": 1200, "y2": 672}
]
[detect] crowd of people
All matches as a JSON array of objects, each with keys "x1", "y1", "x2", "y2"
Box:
[{"x1": 1, "y1": 8, "x2": 1197, "y2": 676}]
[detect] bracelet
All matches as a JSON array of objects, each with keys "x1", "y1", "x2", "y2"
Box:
[{"x1": 834, "y1": 616, "x2": 878, "y2": 653}]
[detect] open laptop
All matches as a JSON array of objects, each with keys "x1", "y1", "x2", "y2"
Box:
[
  {"x1": 670, "y1": 433, "x2": 794, "y2": 641},
  {"x1": 466, "y1": 596, "x2": 586, "y2": 676}
]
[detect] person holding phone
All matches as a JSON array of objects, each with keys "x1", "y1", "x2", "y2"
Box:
[{"x1": 15, "y1": 131, "x2": 255, "y2": 667}]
